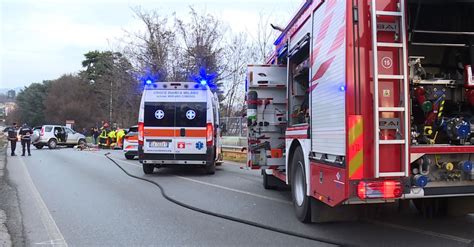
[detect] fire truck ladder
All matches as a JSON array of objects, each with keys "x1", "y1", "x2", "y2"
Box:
[{"x1": 371, "y1": 0, "x2": 410, "y2": 178}]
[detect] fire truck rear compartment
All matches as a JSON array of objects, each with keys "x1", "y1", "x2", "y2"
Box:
[{"x1": 406, "y1": 0, "x2": 474, "y2": 190}]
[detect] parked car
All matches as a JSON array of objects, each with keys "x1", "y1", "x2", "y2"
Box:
[
  {"x1": 123, "y1": 125, "x2": 138, "y2": 160},
  {"x1": 32, "y1": 125, "x2": 87, "y2": 149}
]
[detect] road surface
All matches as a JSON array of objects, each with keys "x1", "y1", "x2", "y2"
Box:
[{"x1": 4, "y1": 147, "x2": 474, "y2": 246}]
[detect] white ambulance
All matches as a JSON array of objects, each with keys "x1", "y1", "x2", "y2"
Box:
[{"x1": 138, "y1": 81, "x2": 222, "y2": 174}]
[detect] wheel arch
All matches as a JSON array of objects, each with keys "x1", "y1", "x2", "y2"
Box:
[{"x1": 286, "y1": 139, "x2": 311, "y2": 196}]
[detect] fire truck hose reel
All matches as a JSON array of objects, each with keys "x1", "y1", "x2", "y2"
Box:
[{"x1": 103, "y1": 154, "x2": 350, "y2": 246}]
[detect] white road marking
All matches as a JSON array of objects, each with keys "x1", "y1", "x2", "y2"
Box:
[
  {"x1": 365, "y1": 219, "x2": 473, "y2": 244},
  {"x1": 175, "y1": 175, "x2": 292, "y2": 205},
  {"x1": 17, "y1": 157, "x2": 68, "y2": 246},
  {"x1": 91, "y1": 152, "x2": 292, "y2": 205}
]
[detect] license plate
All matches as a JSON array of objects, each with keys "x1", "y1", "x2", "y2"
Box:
[{"x1": 149, "y1": 141, "x2": 169, "y2": 148}]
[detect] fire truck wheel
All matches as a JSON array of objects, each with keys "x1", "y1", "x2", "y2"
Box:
[
  {"x1": 143, "y1": 164, "x2": 155, "y2": 174},
  {"x1": 291, "y1": 146, "x2": 311, "y2": 222}
]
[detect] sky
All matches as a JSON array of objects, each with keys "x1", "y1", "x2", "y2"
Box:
[{"x1": 0, "y1": 0, "x2": 303, "y2": 89}]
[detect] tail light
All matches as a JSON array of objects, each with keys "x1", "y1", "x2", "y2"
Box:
[
  {"x1": 206, "y1": 123, "x2": 213, "y2": 146},
  {"x1": 40, "y1": 127, "x2": 44, "y2": 136},
  {"x1": 138, "y1": 122, "x2": 144, "y2": 146},
  {"x1": 357, "y1": 180, "x2": 402, "y2": 200}
]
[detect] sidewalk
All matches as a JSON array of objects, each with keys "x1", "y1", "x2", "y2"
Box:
[{"x1": 0, "y1": 136, "x2": 12, "y2": 247}]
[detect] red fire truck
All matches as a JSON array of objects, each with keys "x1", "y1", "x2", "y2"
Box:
[{"x1": 246, "y1": 0, "x2": 474, "y2": 222}]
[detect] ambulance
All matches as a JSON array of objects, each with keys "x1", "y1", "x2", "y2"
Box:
[{"x1": 138, "y1": 81, "x2": 222, "y2": 175}]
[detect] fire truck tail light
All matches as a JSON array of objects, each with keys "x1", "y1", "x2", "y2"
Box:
[
  {"x1": 138, "y1": 122, "x2": 144, "y2": 146},
  {"x1": 357, "y1": 180, "x2": 403, "y2": 200},
  {"x1": 206, "y1": 123, "x2": 213, "y2": 146}
]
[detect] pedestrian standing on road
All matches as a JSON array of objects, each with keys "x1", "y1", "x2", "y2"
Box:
[
  {"x1": 19, "y1": 123, "x2": 33, "y2": 156},
  {"x1": 3, "y1": 122, "x2": 18, "y2": 156},
  {"x1": 93, "y1": 127, "x2": 99, "y2": 145}
]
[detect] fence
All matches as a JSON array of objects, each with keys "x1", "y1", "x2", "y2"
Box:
[{"x1": 220, "y1": 117, "x2": 247, "y2": 137}]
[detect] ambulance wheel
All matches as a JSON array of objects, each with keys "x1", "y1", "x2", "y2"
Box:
[
  {"x1": 125, "y1": 154, "x2": 135, "y2": 160},
  {"x1": 48, "y1": 139, "x2": 58, "y2": 149},
  {"x1": 143, "y1": 164, "x2": 154, "y2": 174},
  {"x1": 412, "y1": 198, "x2": 447, "y2": 217},
  {"x1": 262, "y1": 172, "x2": 277, "y2": 190},
  {"x1": 205, "y1": 161, "x2": 216, "y2": 175},
  {"x1": 291, "y1": 146, "x2": 311, "y2": 223}
]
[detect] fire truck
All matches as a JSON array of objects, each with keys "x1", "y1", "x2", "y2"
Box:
[{"x1": 246, "y1": 0, "x2": 474, "y2": 222}]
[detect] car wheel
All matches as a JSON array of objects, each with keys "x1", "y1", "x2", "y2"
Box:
[
  {"x1": 204, "y1": 161, "x2": 216, "y2": 175},
  {"x1": 125, "y1": 154, "x2": 135, "y2": 160},
  {"x1": 34, "y1": 144, "x2": 44, "y2": 149},
  {"x1": 143, "y1": 163, "x2": 154, "y2": 174},
  {"x1": 291, "y1": 146, "x2": 311, "y2": 223},
  {"x1": 48, "y1": 139, "x2": 58, "y2": 149}
]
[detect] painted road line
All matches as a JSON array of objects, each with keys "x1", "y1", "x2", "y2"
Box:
[
  {"x1": 88, "y1": 152, "x2": 292, "y2": 205},
  {"x1": 175, "y1": 175, "x2": 292, "y2": 205},
  {"x1": 18, "y1": 157, "x2": 68, "y2": 247},
  {"x1": 365, "y1": 219, "x2": 473, "y2": 244}
]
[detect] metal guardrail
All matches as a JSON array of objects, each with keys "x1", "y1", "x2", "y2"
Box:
[{"x1": 221, "y1": 145, "x2": 247, "y2": 154}]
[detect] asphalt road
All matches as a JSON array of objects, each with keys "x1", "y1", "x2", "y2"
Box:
[{"x1": 5, "y1": 146, "x2": 474, "y2": 246}]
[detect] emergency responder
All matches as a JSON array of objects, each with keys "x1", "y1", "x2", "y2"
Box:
[
  {"x1": 3, "y1": 122, "x2": 18, "y2": 156},
  {"x1": 108, "y1": 128, "x2": 117, "y2": 148},
  {"x1": 116, "y1": 128, "x2": 125, "y2": 149},
  {"x1": 99, "y1": 127, "x2": 108, "y2": 148},
  {"x1": 19, "y1": 123, "x2": 33, "y2": 156}
]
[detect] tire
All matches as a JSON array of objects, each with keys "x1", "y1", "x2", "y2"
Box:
[
  {"x1": 125, "y1": 154, "x2": 135, "y2": 160},
  {"x1": 48, "y1": 139, "x2": 58, "y2": 149},
  {"x1": 412, "y1": 198, "x2": 447, "y2": 218},
  {"x1": 205, "y1": 161, "x2": 216, "y2": 175},
  {"x1": 262, "y1": 172, "x2": 277, "y2": 190},
  {"x1": 78, "y1": 139, "x2": 86, "y2": 146},
  {"x1": 34, "y1": 144, "x2": 44, "y2": 149},
  {"x1": 143, "y1": 163, "x2": 154, "y2": 174},
  {"x1": 291, "y1": 146, "x2": 311, "y2": 222}
]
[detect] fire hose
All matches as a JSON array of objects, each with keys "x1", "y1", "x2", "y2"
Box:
[{"x1": 104, "y1": 153, "x2": 351, "y2": 246}]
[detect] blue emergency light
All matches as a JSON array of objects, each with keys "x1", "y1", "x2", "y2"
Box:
[{"x1": 191, "y1": 67, "x2": 217, "y2": 90}]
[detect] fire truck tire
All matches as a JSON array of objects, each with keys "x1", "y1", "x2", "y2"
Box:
[
  {"x1": 291, "y1": 146, "x2": 311, "y2": 223},
  {"x1": 143, "y1": 164, "x2": 154, "y2": 174}
]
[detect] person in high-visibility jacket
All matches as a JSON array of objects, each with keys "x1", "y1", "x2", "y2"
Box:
[
  {"x1": 98, "y1": 128, "x2": 109, "y2": 148},
  {"x1": 108, "y1": 129, "x2": 117, "y2": 148},
  {"x1": 116, "y1": 128, "x2": 125, "y2": 149}
]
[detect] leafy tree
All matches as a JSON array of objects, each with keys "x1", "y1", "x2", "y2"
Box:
[
  {"x1": 15, "y1": 81, "x2": 51, "y2": 126},
  {"x1": 43, "y1": 75, "x2": 99, "y2": 129}
]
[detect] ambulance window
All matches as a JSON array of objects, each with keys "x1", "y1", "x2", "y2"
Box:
[
  {"x1": 144, "y1": 102, "x2": 174, "y2": 127},
  {"x1": 176, "y1": 102, "x2": 207, "y2": 127}
]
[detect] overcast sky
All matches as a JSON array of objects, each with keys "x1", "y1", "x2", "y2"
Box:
[{"x1": 0, "y1": 0, "x2": 302, "y2": 89}]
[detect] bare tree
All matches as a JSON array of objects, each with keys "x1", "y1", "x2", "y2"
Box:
[
  {"x1": 248, "y1": 12, "x2": 279, "y2": 63},
  {"x1": 123, "y1": 8, "x2": 175, "y2": 81}
]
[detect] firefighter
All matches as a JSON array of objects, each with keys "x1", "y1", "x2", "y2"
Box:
[
  {"x1": 19, "y1": 123, "x2": 33, "y2": 156},
  {"x1": 108, "y1": 128, "x2": 117, "y2": 148},
  {"x1": 98, "y1": 126, "x2": 109, "y2": 148},
  {"x1": 3, "y1": 122, "x2": 18, "y2": 156},
  {"x1": 116, "y1": 128, "x2": 125, "y2": 149}
]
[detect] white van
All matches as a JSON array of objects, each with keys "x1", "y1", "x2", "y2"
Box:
[{"x1": 138, "y1": 81, "x2": 222, "y2": 174}]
